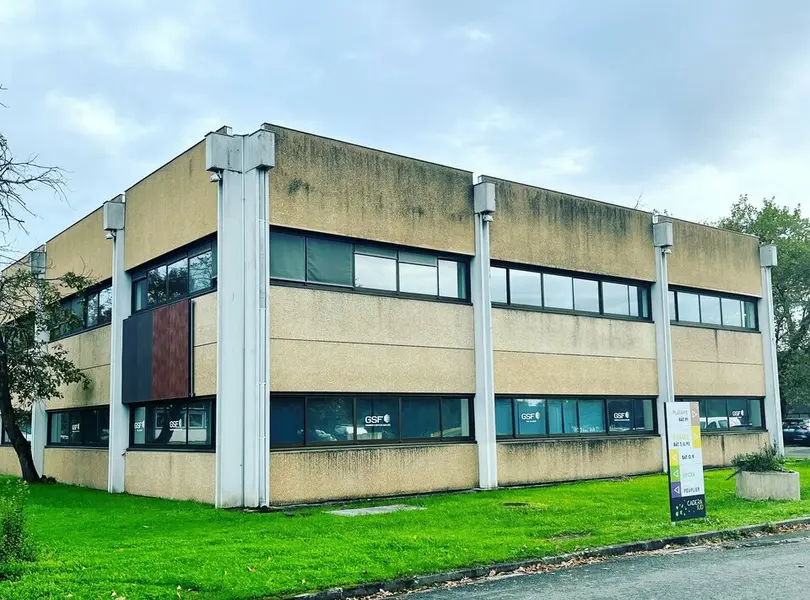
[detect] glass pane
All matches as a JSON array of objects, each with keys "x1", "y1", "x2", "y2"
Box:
[
  {"x1": 399, "y1": 263, "x2": 438, "y2": 295},
  {"x1": 69, "y1": 412, "x2": 82, "y2": 444},
  {"x1": 270, "y1": 232, "x2": 305, "y2": 280},
  {"x1": 167, "y1": 258, "x2": 189, "y2": 301},
  {"x1": 441, "y1": 398, "x2": 470, "y2": 438},
  {"x1": 700, "y1": 295, "x2": 722, "y2": 325},
  {"x1": 608, "y1": 399, "x2": 633, "y2": 433},
  {"x1": 99, "y1": 408, "x2": 109, "y2": 444},
  {"x1": 516, "y1": 398, "x2": 546, "y2": 436},
  {"x1": 543, "y1": 274, "x2": 573, "y2": 310},
  {"x1": 85, "y1": 293, "x2": 99, "y2": 327},
  {"x1": 438, "y1": 260, "x2": 463, "y2": 299},
  {"x1": 548, "y1": 400, "x2": 563, "y2": 434},
  {"x1": 186, "y1": 401, "x2": 212, "y2": 445},
  {"x1": 401, "y1": 397, "x2": 441, "y2": 439},
  {"x1": 270, "y1": 397, "x2": 305, "y2": 446},
  {"x1": 147, "y1": 265, "x2": 167, "y2": 307},
  {"x1": 149, "y1": 403, "x2": 187, "y2": 445},
  {"x1": 189, "y1": 252, "x2": 214, "y2": 293},
  {"x1": 699, "y1": 400, "x2": 707, "y2": 430},
  {"x1": 98, "y1": 287, "x2": 112, "y2": 324},
  {"x1": 69, "y1": 296, "x2": 84, "y2": 331},
  {"x1": 563, "y1": 399, "x2": 578, "y2": 433},
  {"x1": 306, "y1": 238, "x2": 353, "y2": 286},
  {"x1": 495, "y1": 398, "x2": 514, "y2": 437},
  {"x1": 354, "y1": 254, "x2": 397, "y2": 291},
  {"x1": 355, "y1": 244, "x2": 397, "y2": 259},
  {"x1": 743, "y1": 301, "x2": 757, "y2": 329},
  {"x1": 727, "y1": 398, "x2": 752, "y2": 429},
  {"x1": 306, "y1": 397, "x2": 353, "y2": 443},
  {"x1": 668, "y1": 290, "x2": 676, "y2": 321},
  {"x1": 457, "y1": 262, "x2": 468, "y2": 300},
  {"x1": 628, "y1": 286, "x2": 640, "y2": 317},
  {"x1": 50, "y1": 413, "x2": 64, "y2": 445},
  {"x1": 356, "y1": 397, "x2": 400, "y2": 441},
  {"x1": 749, "y1": 399, "x2": 763, "y2": 428},
  {"x1": 721, "y1": 298, "x2": 743, "y2": 328},
  {"x1": 82, "y1": 410, "x2": 99, "y2": 446},
  {"x1": 635, "y1": 399, "x2": 655, "y2": 432},
  {"x1": 490, "y1": 267, "x2": 507, "y2": 303},
  {"x1": 398, "y1": 251, "x2": 437, "y2": 266},
  {"x1": 510, "y1": 270, "x2": 542, "y2": 307},
  {"x1": 603, "y1": 282, "x2": 630, "y2": 316},
  {"x1": 706, "y1": 399, "x2": 729, "y2": 430},
  {"x1": 573, "y1": 278, "x2": 599, "y2": 313},
  {"x1": 134, "y1": 279, "x2": 147, "y2": 312},
  {"x1": 677, "y1": 292, "x2": 700, "y2": 323},
  {"x1": 639, "y1": 287, "x2": 650, "y2": 319},
  {"x1": 578, "y1": 400, "x2": 605, "y2": 433},
  {"x1": 132, "y1": 406, "x2": 146, "y2": 445}
]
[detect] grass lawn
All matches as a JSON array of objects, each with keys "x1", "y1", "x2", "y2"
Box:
[{"x1": 2, "y1": 461, "x2": 810, "y2": 600}]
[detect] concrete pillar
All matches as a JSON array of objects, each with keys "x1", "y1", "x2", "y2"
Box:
[
  {"x1": 104, "y1": 195, "x2": 129, "y2": 493},
  {"x1": 29, "y1": 249, "x2": 48, "y2": 476},
  {"x1": 651, "y1": 218, "x2": 675, "y2": 472},
  {"x1": 471, "y1": 181, "x2": 497, "y2": 489},
  {"x1": 759, "y1": 244, "x2": 784, "y2": 454},
  {"x1": 206, "y1": 126, "x2": 275, "y2": 508}
]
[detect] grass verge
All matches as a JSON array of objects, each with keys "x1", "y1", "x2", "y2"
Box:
[{"x1": 1, "y1": 461, "x2": 809, "y2": 600}]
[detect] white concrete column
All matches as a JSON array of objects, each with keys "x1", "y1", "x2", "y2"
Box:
[
  {"x1": 29, "y1": 249, "x2": 48, "y2": 476},
  {"x1": 206, "y1": 126, "x2": 274, "y2": 508},
  {"x1": 471, "y1": 181, "x2": 497, "y2": 489},
  {"x1": 759, "y1": 244, "x2": 784, "y2": 454},
  {"x1": 104, "y1": 196, "x2": 129, "y2": 493},
  {"x1": 651, "y1": 218, "x2": 675, "y2": 472}
]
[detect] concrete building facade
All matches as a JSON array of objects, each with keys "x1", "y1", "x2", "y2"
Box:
[{"x1": 0, "y1": 124, "x2": 782, "y2": 507}]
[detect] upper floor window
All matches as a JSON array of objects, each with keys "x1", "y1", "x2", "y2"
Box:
[
  {"x1": 270, "y1": 229, "x2": 469, "y2": 301},
  {"x1": 669, "y1": 289, "x2": 757, "y2": 330},
  {"x1": 131, "y1": 239, "x2": 216, "y2": 312},
  {"x1": 48, "y1": 407, "x2": 109, "y2": 447},
  {"x1": 491, "y1": 264, "x2": 650, "y2": 320},
  {"x1": 55, "y1": 283, "x2": 113, "y2": 338}
]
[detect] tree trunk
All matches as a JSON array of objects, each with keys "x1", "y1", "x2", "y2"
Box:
[{"x1": 0, "y1": 353, "x2": 41, "y2": 482}]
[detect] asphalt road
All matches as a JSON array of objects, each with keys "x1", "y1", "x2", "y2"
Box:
[
  {"x1": 405, "y1": 532, "x2": 810, "y2": 600},
  {"x1": 786, "y1": 445, "x2": 810, "y2": 458}
]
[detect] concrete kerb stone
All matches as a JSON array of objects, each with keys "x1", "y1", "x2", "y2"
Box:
[{"x1": 288, "y1": 516, "x2": 810, "y2": 600}]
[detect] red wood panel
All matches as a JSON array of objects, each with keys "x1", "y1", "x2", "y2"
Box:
[{"x1": 151, "y1": 300, "x2": 190, "y2": 400}]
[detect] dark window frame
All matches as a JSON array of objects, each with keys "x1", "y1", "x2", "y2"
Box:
[
  {"x1": 269, "y1": 393, "x2": 475, "y2": 449},
  {"x1": 669, "y1": 287, "x2": 759, "y2": 332},
  {"x1": 130, "y1": 237, "x2": 217, "y2": 314},
  {"x1": 491, "y1": 261, "x2": 652, "y2": 322},
  {"x1": 495, "y1": 395, "x2": 658, "y2": 440},
  {"x1": 269, "y1": 226, "x2": 471, "y2": 305},
  {"x1": 46, "y1": 406, "x2": 110, "y2": 448},
  {"x1": 52, "y1": 281, "x2": 114, "y2": 341},
  {"x1": 128, "y1": 397, "x2": 216, "y2": 451},
  {"x1": 675, "y1": 397, "x2": 766, "y2": 432}
]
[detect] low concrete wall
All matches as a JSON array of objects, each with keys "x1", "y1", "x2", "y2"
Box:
[
  {"x1": 269, "y1": 443, "x2": 479, "y2": 505},
  {"x1": 125, "y1": 451, "x2": 215, "y2": 504},
  {"x1": 43, "y1": 448, "x2": 108, "y2": 490},
  {"x1": 702, "y1": 432, "x2": 770, "y2": 467},
  {"x1": 497, "y1": 436, "x2": 663, "y2": 486},
  {"x1": 0, "y1": 447, "x2": 21, "y2": 477}
]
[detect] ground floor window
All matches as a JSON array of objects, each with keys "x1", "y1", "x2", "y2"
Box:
[
  {"x1": 270, "y1": 395, "x2": 473, "y2": 448},
  {"x1": 496, "y1": 396, "x2": 655, "y2": 439},
  {"x1": 130, "y1": 398, "x2": 214, "y2": 449},
  {"x1": 48, "y1": 407, "x2": 109, "y2": 447},
  {"x1": 1, "y1": 412, "x2": 32, "y2": 444},
  {"x1": 675, "y1": 397, "x2": 764, "y2": 431}
]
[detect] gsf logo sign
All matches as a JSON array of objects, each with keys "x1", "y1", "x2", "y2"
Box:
[
  {"x1": 613, "y1": 412, "x2": 630, "y2": 421},
  {"x1": 364, "y1": 414, "x2": 392, "y2": 427},
  {"x1": 520, "y1": 412, "x2": 541, "y2": 422}
]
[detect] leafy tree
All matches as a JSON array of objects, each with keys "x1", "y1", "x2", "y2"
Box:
[{"x1": 714, "y1": 194, "x2": 810, "y2": 414}]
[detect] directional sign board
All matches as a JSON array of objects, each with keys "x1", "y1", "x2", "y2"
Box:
[{"x1": 665, "y1": 402, "x2": 706, "y2": 522}]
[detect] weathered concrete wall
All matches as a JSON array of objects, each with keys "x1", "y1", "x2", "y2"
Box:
[
  {"x1": 124, "y1": 141, "x2": 216, "y2": 270},
  {"x1": 497, "y1": 436, "x2": 663, "y2": 486},
  {"x1": 192, "y1": 293, "x2": 216, "y2": 396},
  {"x1": 667, "y1": 219, "x2": 762, "y2": 297},
  {"x1": 49, "y1": 326, "x2": 111, "y2": 410},
  {"x1": 672, "y1": 327, "x2": 765, "y2": 397},
  {"x1": 46, "y1": 207, "x2": 111, "y2": 284},
  {"x1": 0, "y1": 447, "x2": 21, "y2": 477},
  {"x1": 43, "y1": 448, "x2": 108, "y2": 489},
  {"x1": 265, "y1": 125, "x2": 474, "y2": 255},
  {"x1": 493, "y1": 309, "x2": 658, "y2": 395},
  {"x1": 125, "y1": 451, "x2": 215, "y2": 504},
  {"x1": 702, "y1": 431, "x2": 769, "y2": 467},
  {"x1": 270, "y1": 286, "x2": 475, "y2": 393},
  {"x1": 269, "y1": 443, "x2": 478, "y2": 504},
  {"x1": 481, "y1": 177, "x2": 655, "y2": 280}
]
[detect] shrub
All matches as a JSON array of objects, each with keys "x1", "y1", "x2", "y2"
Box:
[
  {"x1": 0, "y1": 479, "x2": 34, "y2": 564},
  {"x1": 729, "y1": 445, "x2": 786, "y2": 478}
]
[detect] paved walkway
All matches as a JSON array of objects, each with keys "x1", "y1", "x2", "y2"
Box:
[{"x1": 786, "y1": 445, "x2": 810, "y2": 458}]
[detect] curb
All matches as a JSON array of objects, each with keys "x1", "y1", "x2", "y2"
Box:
[{"x1": 290, "y1": 516, "x2": 810, "y2": 599}]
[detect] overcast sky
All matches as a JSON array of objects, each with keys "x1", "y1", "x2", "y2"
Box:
[{"x1": 2, "y1": 0, "x2": 810, "y2": 255}]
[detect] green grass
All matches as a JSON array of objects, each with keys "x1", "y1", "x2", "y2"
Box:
[{"x1": 2, "y1": 461, "x2": 810, "y2": 600}]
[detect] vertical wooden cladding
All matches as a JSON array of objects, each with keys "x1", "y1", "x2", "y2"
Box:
[{"x1": 151, "y1": 301, "x2": 190, "y2": 400}]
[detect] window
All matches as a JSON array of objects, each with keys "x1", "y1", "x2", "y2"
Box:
[
  {"x1": 491, "y1": 265, "x2": 651, "y2": 320},
  {"x1": 270, "y1": 229, "x2": 469, "y2": 301},
  {"x1": 130, "y1": 398, "x2": 214, "y2": 449},
  {"x1": 55, "y1": 283, "x2": 114, "y2": 338},
  {"x1": 47, "y1": 407, "x2": 109, "y2": 447},
  {"x1": 496, "y1": 397, "x2": 655, "y2": 438},
  {"x1": 131, "y1": 239, "x2": 216, "y2": 312},
  {"x1": 676, "y1": 398, "x2": 764, "y2": 431},
  {"x1": 670, "y1": 289, "x2": 757, "y2": 331},
  {"x1": 269, "y1": 395, "x2": 473, "y2": 447},
  {"x1": 1, "y1": 413, "x2": 31, "y2": 444}
]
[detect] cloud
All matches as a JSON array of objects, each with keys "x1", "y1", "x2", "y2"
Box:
[
  {"x1": 127, "y1": 17, "x2": 192, "y2": 71},
  {"x1": 455, "y1": 26, "x2": 493, "y2": 44}
]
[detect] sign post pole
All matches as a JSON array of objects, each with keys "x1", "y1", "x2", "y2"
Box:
[{"x1": 665, "y1": 402, "x2": 706, "y2": 523}]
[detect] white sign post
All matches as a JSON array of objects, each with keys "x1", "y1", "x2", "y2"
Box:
[{"x1": 665, "y1": 402, "x2": 706, "y2": 522}]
